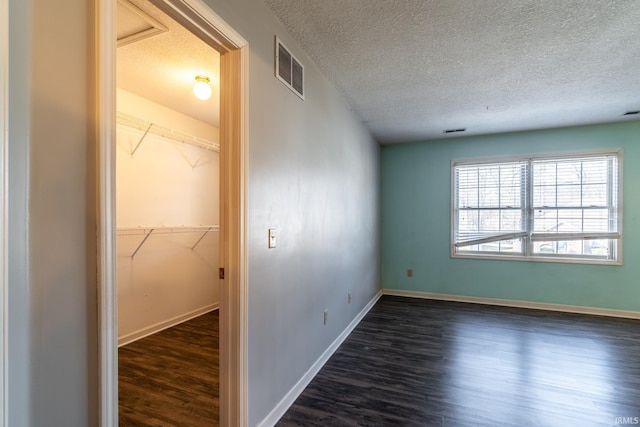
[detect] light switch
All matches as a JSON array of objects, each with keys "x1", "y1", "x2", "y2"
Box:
[{"x1": 268, "y1": 228, "x2": 277, "y2": 248}]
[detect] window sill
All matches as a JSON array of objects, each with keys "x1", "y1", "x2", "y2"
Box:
[{"x1": 451, "y1": 252, "x2": 622, "y2": 266}]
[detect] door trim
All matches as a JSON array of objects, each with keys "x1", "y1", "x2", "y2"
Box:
[
  {"x1": 96, "y1": 0, "x2": 118, "y2": 425},
  {"x1": 0, "y1": 0, "x2": 8, "y2": 422},
  {"x1": 96, "y1": 0, "x2": 249, "y2": 425}
]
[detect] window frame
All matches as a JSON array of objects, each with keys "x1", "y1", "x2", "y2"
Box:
[{"x1": 450, "y1": 149, "x2": 623, "y2": 265}]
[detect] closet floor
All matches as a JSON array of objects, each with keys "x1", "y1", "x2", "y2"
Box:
[{"x1": 118, "y1": 311, "x2": 219, "y2": 426}]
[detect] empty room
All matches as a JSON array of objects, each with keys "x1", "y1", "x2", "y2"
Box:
[
  {"x1": 3, "y1": 1, "x2": 640, "y2": 427},
  {"x1": 267, "y1": 2, "x2": 640, "y2": 426}
]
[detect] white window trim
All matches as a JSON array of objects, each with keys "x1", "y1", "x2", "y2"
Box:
[{"x1": 450, "y1": 149, "x2": 623, "y2": 265}]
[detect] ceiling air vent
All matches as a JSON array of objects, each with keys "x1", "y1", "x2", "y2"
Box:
[
  {"x1": 443, "y1": 128, "x2": 466, "y2": 134},
  {"x1": 275, "y1": 37, "x2": 304, "y2": 100},
  {"x1": 623, "y1": 110, "x2": 640, "y2": 116}
]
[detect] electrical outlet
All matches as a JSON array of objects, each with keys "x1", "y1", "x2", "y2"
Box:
[
  {"x1": 348, "y1": 292, "x2": 352, "y2": 304},
  {"x1": 323, "y1": 309, "x2": 328, "y2": 325},
  {"x1": 407, "y1": 269, "x2": 413, "y2": 277}
]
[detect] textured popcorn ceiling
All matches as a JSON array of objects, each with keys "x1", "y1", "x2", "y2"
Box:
[
  {"x1": 117, "y1": 0, "x2": 220, "y2": 127},
  {"x1": 265, "y1": 0, "x2": 640, "y2": 143}
]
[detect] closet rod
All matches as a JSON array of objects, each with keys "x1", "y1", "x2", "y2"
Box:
[{"x1": 117, "y1": 111, "x2": 220, "y2": 153}]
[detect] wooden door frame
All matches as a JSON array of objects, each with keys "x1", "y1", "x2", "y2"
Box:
[{"x1": 96, "y1": 0, "x2": 249, "y2": 425}]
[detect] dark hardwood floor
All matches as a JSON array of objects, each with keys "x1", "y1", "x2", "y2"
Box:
[
  {"x1": 119, "y1": 311, "x2": 219, "y2": 426},
  {"x1": 278, "y1": 295, "x2": 640, "y2": 427}
]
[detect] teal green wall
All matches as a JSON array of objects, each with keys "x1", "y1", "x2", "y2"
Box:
[{"x1": 381, "y1": 121, "x2": 640, "y2": 312}]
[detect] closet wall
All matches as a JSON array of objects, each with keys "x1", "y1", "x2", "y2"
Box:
[{"x1": 116, "y1": 88, "x2": 220, "y2": 345}]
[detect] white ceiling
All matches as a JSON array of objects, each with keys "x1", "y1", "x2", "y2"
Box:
[
  {"x1": 264, "y1": 0, "x2": 640, "y2": 143},
  {"x1": 117, "y1": 0, "x2": 220, "y2": 127}
]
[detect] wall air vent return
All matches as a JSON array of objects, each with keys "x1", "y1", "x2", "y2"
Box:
[
  {"x1": 275, "y1": 37, "x2": 304, "y2": 100},
  {"x1": 443, "y1": 128, "x2": 466, "y2": 134}
]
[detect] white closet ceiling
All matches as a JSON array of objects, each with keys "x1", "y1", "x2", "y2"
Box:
[
  {"x1": 264, "y1": 0, "x2": 640, "y2": 143},
  {"x1": 117, "y1": 0, "x2": 220, "y2": 127}
]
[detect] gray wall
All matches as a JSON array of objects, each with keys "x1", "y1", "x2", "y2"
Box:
[
  {"x1": 8, "y1": 0, "x2": 32, "y2": 424},
  {"x1": 8, "y1": 0, "x2": 98, "y2": 425},
  {"x1": 7, "y1": 0, "x2": 380, "y2": 425},
  {"x1": 202, "y1": 0, "x2": 381, "y2": 424}
]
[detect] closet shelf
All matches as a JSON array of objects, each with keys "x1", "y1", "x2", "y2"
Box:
[
  {"x1": 117, "y1": 225, "x2": 220, "y2": 234},
  {"x1": 117, "y1": 225, "x2": 219, "y2": 258},
  {"x1": 117, "y1": 111, "x2": 220, "y2": 153}
]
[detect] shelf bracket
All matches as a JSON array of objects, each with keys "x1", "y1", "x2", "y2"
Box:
[
  {"x1": 191, "y1": 226, "x2": 213, "y2": 250},
  {"x1": 171, "y1": 139, "x2": 209, "y2": 169},
  {"x1": 131, "y1": 228, "x2": 154, "y2": 259},
  {"x1": 191, "y1": 151, "x2": 207, "y2": 169},
  {"x1": 131, "y1": 122, "x2": 153, "y2": 157}
]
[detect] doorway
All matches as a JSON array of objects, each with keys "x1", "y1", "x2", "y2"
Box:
[
  {"x1": 116, "y1": 1, "x2": 221, "y2": 422},
  {"x1": 97, "y1": 0, "x2": 248, "y2": 425}
]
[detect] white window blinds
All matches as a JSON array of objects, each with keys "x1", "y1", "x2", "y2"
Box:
[
  {"x1": 452, "y1": 151, "x2": 621, "y2": 263},
  {"x1": 530, "y1": 155, "x2": 620, "y2": 257},
  {"x1": 454, "y1": 161, "x2": 527, "y2": 253}
]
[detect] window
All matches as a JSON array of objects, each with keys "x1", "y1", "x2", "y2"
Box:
[{"x1": 452, "y1": 151, "x2": 621, "y2": 264}]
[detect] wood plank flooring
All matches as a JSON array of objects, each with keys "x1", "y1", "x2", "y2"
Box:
[
  {"x1": 118, "y1": 311, "x2": 219, "y2": 426},
  {"x1": 278, "y1": 296, "x2": 640, "y2": 427}
]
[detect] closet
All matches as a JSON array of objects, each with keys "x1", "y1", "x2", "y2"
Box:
[
  {"x1": 115, "y1": 0, "x2": 221, "y2": 346},
  {"x1": 115, "y1": 1, "x2": 222, "y2": 423},
  {"x1": 115, "y1": 95, "x2": 220, "y2": 345}
]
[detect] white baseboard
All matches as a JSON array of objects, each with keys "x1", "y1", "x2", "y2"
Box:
[
  {"x1": 258, "y1": 290, "x2": 383, "y2": 427},
  {"x1": 118, "y1": 302, "x2": 220, "y2": 347},
  {"x1": 382, "y1": 289, "x2": 640, "y2": 320}
]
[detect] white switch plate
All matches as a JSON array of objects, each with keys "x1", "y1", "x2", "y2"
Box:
[{"x1": 268, "y1": 228, "x2": 277, "y2": 248}]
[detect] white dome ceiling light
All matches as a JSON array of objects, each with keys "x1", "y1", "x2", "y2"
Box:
[{"x1": 193, "y1": 75, "x2": 212, "y2": 101}]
